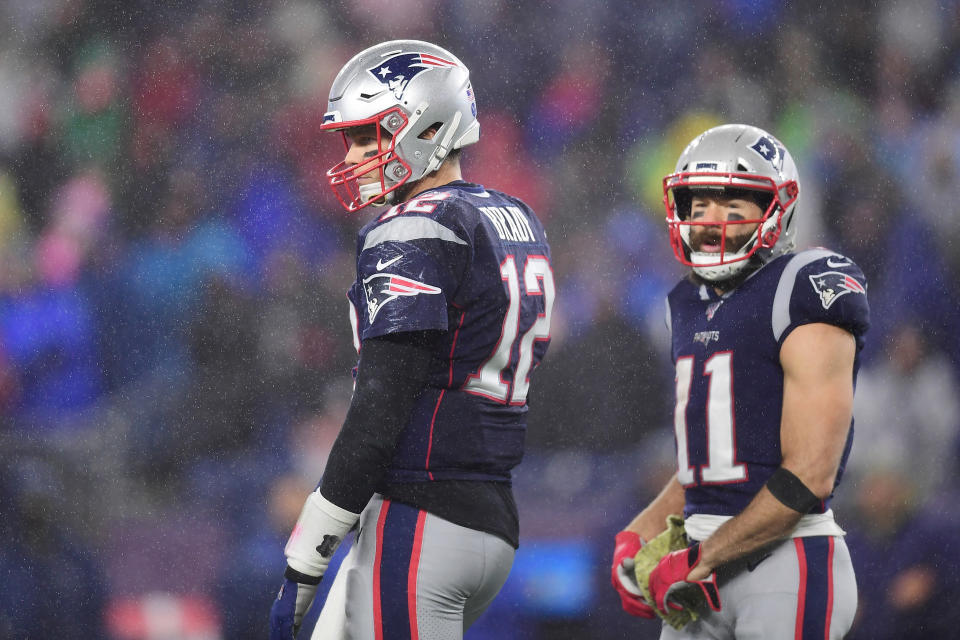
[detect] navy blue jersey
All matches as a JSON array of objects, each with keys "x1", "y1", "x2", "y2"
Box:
[
  {"x1": 347, "y1": 181, "x2": 554, "y2": 484},
  {"x1": 667, "y1": 249, "x2": 869, "y2": 518}
]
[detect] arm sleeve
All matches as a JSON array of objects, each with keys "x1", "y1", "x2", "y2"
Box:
[{"x1": 319, "y1": 331, "x2": 439, "y2": 513}]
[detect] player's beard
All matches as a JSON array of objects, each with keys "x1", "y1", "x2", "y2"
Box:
[
  {"x1": 393, "y1": 180, "x2": 416, "y2": 204},
  {"x1": 687, "y1": 224, "x2": 760, "y2": 292}
]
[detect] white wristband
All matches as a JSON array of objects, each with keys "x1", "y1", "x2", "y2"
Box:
[{"x1": 285, "y1": 490, "x2": 361, "y2": 577}]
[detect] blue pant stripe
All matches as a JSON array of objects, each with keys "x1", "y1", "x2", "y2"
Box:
[
  {"x1": 800, "y1": 537, "x2": 831, "y2": 639},
  {"x1": 378, "y1": 501, "x2": 421, "y2": 639}
]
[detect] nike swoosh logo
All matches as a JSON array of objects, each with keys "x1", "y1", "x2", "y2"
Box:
[
  {"x1": 747, "y1": 552, "x2": 772, "y2": 572},
  {"x1": 826, "y1": 258, "x2": 852, "y2": 268},
  {"x1": 376, "y1": 256, "x2": 402, "y2": 270}
]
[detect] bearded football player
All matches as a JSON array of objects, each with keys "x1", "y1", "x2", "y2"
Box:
[{"x1": 611, "y1": 124, "x2": 869, "y2": 639}]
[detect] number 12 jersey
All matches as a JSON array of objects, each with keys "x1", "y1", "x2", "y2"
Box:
[{"x1": 347, "y1": 180, "x2": 554, "y2": 485}]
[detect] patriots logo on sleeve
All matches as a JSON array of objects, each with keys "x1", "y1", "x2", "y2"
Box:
[
  {"x1": 368, "y1": 52, "x2": 458, "y2": 100},
  {"x1": 808, "y1": 271, "x2": 866, "y2": 309},
  {"x1": 363, "y1": 272, "x2": 442, "y2": 323}
]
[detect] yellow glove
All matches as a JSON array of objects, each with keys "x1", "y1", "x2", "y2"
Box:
[{"x1": 632, "y1": 515, "x2": 706, "y2": 630}]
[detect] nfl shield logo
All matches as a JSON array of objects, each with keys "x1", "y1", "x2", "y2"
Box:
[{"x1": 706, "y1": 301, "x2": 722, "y2": 321}]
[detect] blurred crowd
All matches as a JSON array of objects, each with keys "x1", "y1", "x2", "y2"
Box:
[{"x1": 2, "y1": 1, "x2": 960, "y2": 638}]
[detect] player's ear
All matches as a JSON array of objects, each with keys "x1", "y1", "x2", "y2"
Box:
[{"x1": 418, "y1": 124, "x2": 441, "y2": 141}]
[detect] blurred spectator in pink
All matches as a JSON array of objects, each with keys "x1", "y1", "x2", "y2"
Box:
[
  {"x1": 35, "y1": 170, "x2": 111, "y2": 287},
  {"x1": 463, "y1": 109, "x2": 551, "y2": 218},
  {"x1": 526, "y1": 41, "x2": 609, "y2": 159},
  {"x1": 0, "y1": 171, "x2": 107, "y2": 425}
]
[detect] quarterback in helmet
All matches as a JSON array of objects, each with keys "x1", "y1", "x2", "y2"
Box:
[
  {"x1": 611, "y1": 125, "x2": 869, "y2": 639},
  {"x1": 269, "y1": 41, "x2": 554, "y2": 640},
  {"x1": 320, "y1": 40, "x2": 479, "y2": 212}
]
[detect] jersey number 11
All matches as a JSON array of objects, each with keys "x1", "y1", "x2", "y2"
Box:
[{"x1": 674, "y1": 353, "x2": 747, "y2": 485}]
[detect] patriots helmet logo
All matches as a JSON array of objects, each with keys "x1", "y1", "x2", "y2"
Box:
[
  {"x1": 749, "y1": 135, "x2": 787, "y2": 173},
  {"x1": 808, "y1": 271, "x2": 866, "y2": 309},
  {"x1": 368, "y1": 52, "x2": 458, "y2": 100},
  {"x1": 363, "y1": 272, "x2": 442, "y2": 323}
]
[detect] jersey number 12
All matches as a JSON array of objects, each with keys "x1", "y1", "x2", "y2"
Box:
[{"x1": 464, "y1": 255, "x2": 554, "y2": 405}]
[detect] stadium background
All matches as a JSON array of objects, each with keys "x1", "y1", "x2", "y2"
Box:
[{"x1": 2, "y1": 1, "x2": 960, "y2": 638}]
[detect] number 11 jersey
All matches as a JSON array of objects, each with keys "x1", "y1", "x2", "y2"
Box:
[{"x1": 666, "y1": 249, "x2": 870, "y2": 518}]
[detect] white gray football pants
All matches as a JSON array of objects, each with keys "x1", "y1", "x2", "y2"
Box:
[
  {"x1": 310, "y1": 494, "x2": 514, "y2": 640},
  {"x1": 660, "y1": 535, "x2": 857, "y2": 640}
]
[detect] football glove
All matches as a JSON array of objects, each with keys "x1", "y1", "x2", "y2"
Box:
[
  {"x1": 632, "y1": 515, "x2": 713, "y2": 630},
  {"x1": 611, "y1": 531, "x2": 655, "y2": 618},
  {"x1": 269, "y1": 490, "x2": 360, "y2": 639},
  {"x1": 648, "y1": 541, "x2": 722, "y2": 622},
  {"x1": 270, "y1": 568, "x2": 320, "y2": 639}
]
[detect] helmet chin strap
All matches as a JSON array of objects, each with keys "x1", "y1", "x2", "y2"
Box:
[
  {"x1": 691, "y1": 255, "x2": 762, "y2": 292},
  {"x1": 688, "y1": 247, "x2": 755, "y2": 282},
  {"x1": 359, "y1": 182, "x2": 394, "y2": 207}
]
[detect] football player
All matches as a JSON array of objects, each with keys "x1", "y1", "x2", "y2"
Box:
[
  {"x1": 269, "y1": 40, "x2": 554, "y2": 640},
  {"x1": 611, "y1": 124, "x2": 869, "y2": 639}
]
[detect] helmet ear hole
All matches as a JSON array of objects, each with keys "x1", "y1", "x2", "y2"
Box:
[
  {"x1": 754, "y1": 193, "x2": 774, "y2": 212},
  {"x1": 418, "y1": 122, "x2": 444, "y2": 140},
  {"x1": 673, "y1": 188, "x2": 693, "y2": 220}
]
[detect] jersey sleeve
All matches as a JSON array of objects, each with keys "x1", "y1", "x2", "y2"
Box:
[
  {"x1": 773, "y1": 250, "x2": 870, "y2": 346},
  {"x1": 354, "y1": 212, "x2": 470, "y2": 341}
]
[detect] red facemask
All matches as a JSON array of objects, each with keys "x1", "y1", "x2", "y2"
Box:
[{"x1": 321, "y1": 107, "x2": 412, "y2": 212}]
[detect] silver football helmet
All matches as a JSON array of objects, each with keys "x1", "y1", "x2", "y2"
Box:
[
  {"x1": 320, "y1": 40, "x2": 480, "y2": 212},
  {"x1": 663, "y1": 124, "x2": 800, "y2": 281}
]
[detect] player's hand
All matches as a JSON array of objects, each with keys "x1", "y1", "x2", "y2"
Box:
[
  {"x1": 269, "y1": 567, "x2": 321, "y2": 639},
  {"x1": 611, "y1": 530, "x2": 656, "y2": 618},
  {"x1": 271, "y1": 490, "x2": 360, "y2": 638},
  {"x1": 648, "y1": 542, "x2": 721, "y2": 615}
]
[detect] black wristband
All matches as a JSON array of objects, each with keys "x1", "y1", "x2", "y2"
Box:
[
  {"x1": 765, "y1": 467, "x2": 821, "y2": 514},
  {"x1": 285, "y1": 565, "x2": 322, "y2": 585}
]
